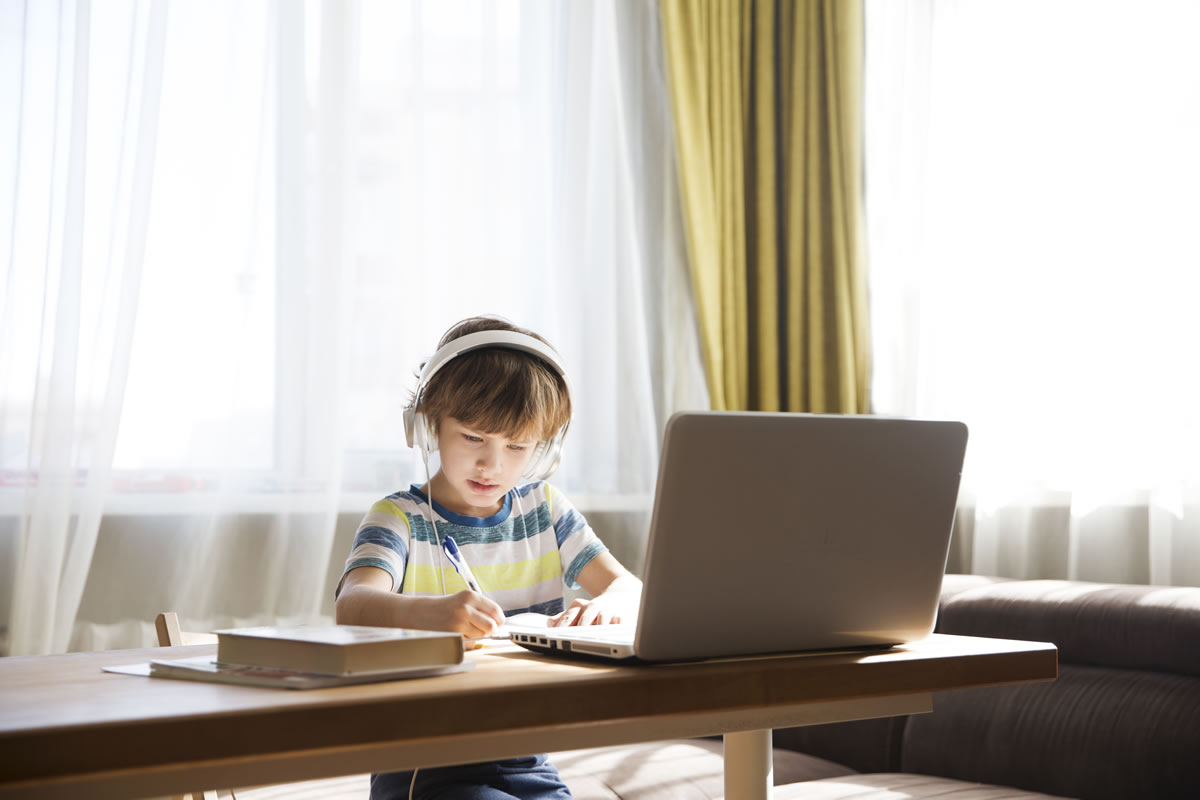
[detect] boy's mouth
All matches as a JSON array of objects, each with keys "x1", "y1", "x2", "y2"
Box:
[{"x1": 468, "y1": 479, "x2": 498, "y2": 493}]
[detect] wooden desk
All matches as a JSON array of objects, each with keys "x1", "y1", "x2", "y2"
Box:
[{"x1": 0, "y1": 634, "x2": 1056, "y2": 800}]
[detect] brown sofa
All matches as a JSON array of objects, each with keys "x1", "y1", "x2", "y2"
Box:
[{"x1": 553, "y1": 574, "x2": 1200, "y2": 799}]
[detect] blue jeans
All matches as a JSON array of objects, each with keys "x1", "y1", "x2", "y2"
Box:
[{"x1": 369, "y1": 754, "x2": 572, "y2": 800}]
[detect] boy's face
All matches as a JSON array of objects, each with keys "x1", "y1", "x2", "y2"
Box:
[{"x1": 430, "y1": 416, "x2": 539, "y2": 516}]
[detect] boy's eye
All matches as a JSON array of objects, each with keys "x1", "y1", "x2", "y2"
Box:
[
  {"x1": 463, "y1": 434, "x2": 483, "y2": 443},
  {"x1": 508, "y1": 443, "x2": 528, "y2": 451}
]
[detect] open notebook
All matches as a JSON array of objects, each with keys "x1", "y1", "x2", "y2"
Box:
[{"x1": 506, "y1": 411, "x2": 968, "y2": 662}]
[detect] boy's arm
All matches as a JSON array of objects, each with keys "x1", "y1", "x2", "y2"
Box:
[
  {"x1": 335, "y1": 565, "x2": 505, "y2": 637},
  {"x1": 550, "y1": 552, "x2": 643, "y2": 627}
]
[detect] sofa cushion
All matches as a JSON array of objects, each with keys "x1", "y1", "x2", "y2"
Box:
[
  {"x1": 773, "y1": 773, "x2": 1069, "y2": 798},
  {"x1": 901, "y1": 663, "x2": 1200, "y2": 799},
  {"x1": 552, "y1": 739, "x2": 856, "y2": 800}
]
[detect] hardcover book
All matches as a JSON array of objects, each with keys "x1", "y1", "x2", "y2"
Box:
[{"x1": 212, "y1": 624, "x2": 465, "y2": 675}]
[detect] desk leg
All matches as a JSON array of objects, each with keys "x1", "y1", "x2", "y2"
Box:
[{"x1": 724, "y1": 729, "x2": 773, "y2": 799}]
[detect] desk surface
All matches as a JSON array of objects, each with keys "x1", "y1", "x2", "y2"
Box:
[{"x1": 0, "y1": 633, "x2": 1056, "y2": 799}]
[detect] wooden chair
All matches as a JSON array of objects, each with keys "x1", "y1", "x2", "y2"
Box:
[
  {"x1": 153, "y1": 613, "x2": 370, "y2": 800},
  {"x1": 154, "y1": 612, "x2": 218, "y2": 648}
]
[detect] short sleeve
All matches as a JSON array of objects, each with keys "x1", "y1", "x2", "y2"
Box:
[
  {"x1": 336, "y1": 497, "x2": 411, "y2": 597},
  {"x1": 545, "y1": 484, "x2": 608, "y2": 590}
]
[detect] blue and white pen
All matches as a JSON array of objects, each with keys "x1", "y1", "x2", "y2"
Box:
[{"x1": 442, "y1": 536, "x2": 484, "y2": 595}]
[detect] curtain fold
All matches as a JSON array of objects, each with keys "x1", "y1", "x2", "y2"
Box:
[
  {"x1": 1, "y1": 0, "x2": 170, "y2": 655},
  {"x1": 660, "y1": 0, "x2": 869, "y2": 413}
]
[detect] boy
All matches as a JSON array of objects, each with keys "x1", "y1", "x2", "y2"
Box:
[{"x1": 335, "y1": 316, "x2": 642, "y2": 799}]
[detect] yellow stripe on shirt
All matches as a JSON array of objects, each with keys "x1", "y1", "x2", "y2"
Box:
[
  {"x1": 473, "y1": 550, "x2": 563, "y2": 592},
  {"x1": 369, "y1": 499, "x2": 411, "y2": 531},
  {"x1": 401, "y1": 550, "x2": 562, "y2": 596},
  {"x1": 403, "y1": 564, "x2": 467, "y2": 595}
]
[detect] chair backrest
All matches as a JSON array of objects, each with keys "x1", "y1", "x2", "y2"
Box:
[{"x1": 155, "y1": 612, "x2": 218, "y2": 647}]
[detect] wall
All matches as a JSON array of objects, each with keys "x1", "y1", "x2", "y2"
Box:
[{"x1": 0, "y1": 504, "x2": 654, "y2": 654}]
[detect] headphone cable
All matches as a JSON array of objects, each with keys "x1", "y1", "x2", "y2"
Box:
[{"x1": 420, "y1": 439, "x2": 448, "y2": 598}]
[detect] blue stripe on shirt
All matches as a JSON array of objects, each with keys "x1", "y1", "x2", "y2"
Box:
[
  {"x1": 408, "y1": 504, "x2": 550, "y2": 547},
  {"x1": 343, "y1": 557, "x2": 399, "y2": 590},
  {"x1": 352, "y1": 525, "x2": 408, "y2": 562},
  {"x1": 563, "y1": 541, "x2": 606, "y2": 589},
  {"x1": 553, "y1": 508, "x2": 587, "y2": 548}
]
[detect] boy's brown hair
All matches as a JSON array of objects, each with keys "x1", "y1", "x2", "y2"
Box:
[{"x1": 414, "y1": 316, "x2": 572, "y2": 444}]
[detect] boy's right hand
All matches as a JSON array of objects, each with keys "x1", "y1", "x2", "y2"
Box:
[{"x1": 434, "y1": 590, "x2": 506, "y2": 638}]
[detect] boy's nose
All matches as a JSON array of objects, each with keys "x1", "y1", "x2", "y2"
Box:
[{"x1": 476, "y1": 445, "x2": 503, "y2": 470}]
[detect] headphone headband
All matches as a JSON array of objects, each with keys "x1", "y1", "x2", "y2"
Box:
[
  {"x1": 403, "y1": 328, "x2": 572, "y2": 483},
  {"x1": 415, "y1": 330, "x2": 570, "y2": 398}
]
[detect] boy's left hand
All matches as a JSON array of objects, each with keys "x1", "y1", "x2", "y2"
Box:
[
  {"x1": 549, "y1": 596, "x2": 625, "y2": 627},
  {"x1": 548, "y1": 573, "x2": 641, "y2": 627},
  {"x1": 549, "y1": 554, "x2": 643, "y2": 628}
]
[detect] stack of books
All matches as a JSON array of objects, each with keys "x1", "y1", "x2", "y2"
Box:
[{"x1": 149, "y1": 625, "x2": 470, "y2": 689}]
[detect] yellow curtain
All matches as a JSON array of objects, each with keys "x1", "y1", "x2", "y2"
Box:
[{"x1": 660, "y1": 0, "x2": 869, "y2": 414}]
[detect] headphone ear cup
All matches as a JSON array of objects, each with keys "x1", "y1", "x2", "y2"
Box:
[
  {"x1": 419, "y1": 414, "x2": 437, "y2": 452},
  {"x1": 403, "y1": 407, "x2": 417, "y2": 448},
  {"x1": 406, "y1": 410, "x2": 438, "y2": 453},
  {"x1": 522, "y1": 441, "x2": 549, "y2": 483},
  {"x1": 521, "y1": 434, "x2": 564, "y2": 483}
]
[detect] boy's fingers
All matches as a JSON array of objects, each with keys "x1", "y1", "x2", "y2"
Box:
[
  {"x1": 484, "y1": 603, "x2": 504, "y2": 633},
  {"x1": 457, "y1": 590, "x2": 503, "y2": 633},
  {"x1": 578, "y1": 607, "x2": 602, "y2": 626},
  {"x1": 488, "y1": 598, "x2": 506, "y2": 623},
  {"x1": 472, "y1": 610, "x2": 497, "y2": 637},
  {"x1": 449, "y1": 593, "x2": 495, "y2": 636},
  {"x1": 473, "y1": 606, "x2": 500, "y2": 635}
]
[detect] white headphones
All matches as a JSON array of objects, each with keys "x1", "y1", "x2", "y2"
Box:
[{"x1": 402, "y1": 329, "x2": 572, "y2": 483}]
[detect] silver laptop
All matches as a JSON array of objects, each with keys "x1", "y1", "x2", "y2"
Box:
[{"x1": 508, "y1": 411, "x2": 968, "y2": 662}]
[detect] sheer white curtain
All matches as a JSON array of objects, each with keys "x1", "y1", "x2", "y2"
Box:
[
  {"x1": 865, "y1": 0, "x2": 1200, "y2": 586},
  {"x1": 1, "y1": 0, "x2": 168, "y2": 655},
  {"x1": 1, "y1": 0, "x2": 706, "y2": 656}
]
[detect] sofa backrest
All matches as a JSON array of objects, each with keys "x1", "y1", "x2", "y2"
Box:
[
  {"x1": 935, "y1": 574, "x2": 1200, "y2": 676},
  {"x1": 902, "y1": 575, "x2": 1200, "y2": 799}
]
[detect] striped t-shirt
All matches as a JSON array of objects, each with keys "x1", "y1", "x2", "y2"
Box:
[{"x1": 338, "y1": 481, "x2": 607, "y2": 618}]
